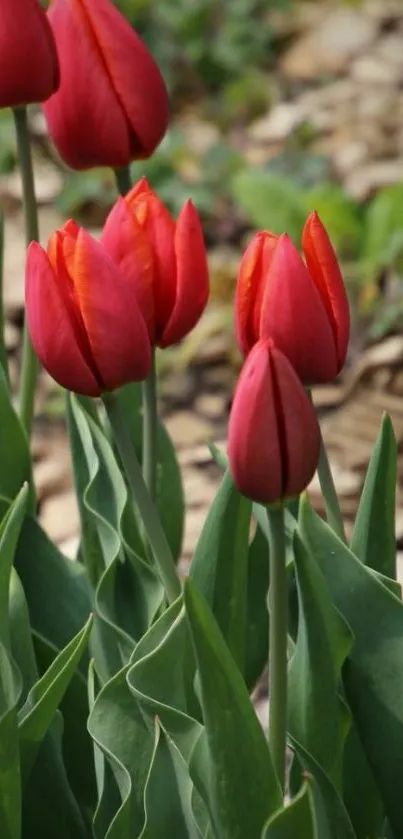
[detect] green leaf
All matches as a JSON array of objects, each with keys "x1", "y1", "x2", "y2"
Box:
[
  {"x1": 0, "y1": 486, "x2": 28, "y2": 652},
  {"x1": 232, "y1": 168, "x2": 306, "y2": 240},
  {"x1": 190, "y1": 470, "x2": 251, "y2": 674},
  {"x1": 22, "y1": 715, "x2": 89, "y2": 839},
  {"x1": 299, "y1": 497, "x2": 403, "y2": 837},
  {"x1": 245, "y1": 523, "x2": 269, "y2": 689},
  {"x1": 262, "y1": 782, "x2": 316, "y2": 838},
  {"x1": 342, "y1": 722, "x2": 384, "y2": 839},
  {"x1": 361, "y1": 183, "x2": 403, "y2": 274},
  {"x1": 70, "y1": 396, "x2": 163, "y2": 677},
  {"x1": 88, "y1": 663, "x2": 155, "y2": 839},
  {"x1": 128, "y1": 601, "x2": 210, "y2": 832},
  {"x1": 288, "y1": 532, "x2": 353, "y2": 788},
  {"x1": 290, "y1": 738, "x2": 356, "y2": 839},
  {"x1": 139, "y1": 720, "x2": 200, "y2": 839},
  {"x1": 115, "y1": 382, "x2": 184, "y2": 563},
  {"x1": 0, "y1": 366, "x2": 33, "y2": 509},
  {"x1": 351, "y1": 415, "x2": 396, "y2": 579},
  {"x1": 6, "y1": 503, "x2": 92, "y2": 665},
  {"x1": 0, "y1": 642, "x2": 21, "y2": 839},
  {"x1": 184, "y1": 579, "x2": 282, "y2": 839},
  {"x1": 66, "y1": 394, "x2": 104, "y2": 587},
  {"x1": 18, "y1": 615, "x2": 93, "y2": 783}
]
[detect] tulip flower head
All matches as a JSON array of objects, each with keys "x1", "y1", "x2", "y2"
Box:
[
  {"x1": 228, "y1": 339, "x2": 320, "y2": 504},
  {"x1": 235, "y1": 213, "x2": 350, "y2": 385},
  {"x1": 101, "y1": 178, "x2": 209, "y2": 347},
  {"x1": 0, "y1": 0, "x2": 59, "y2": 108},
  {"x1": 25, "y1": 221, "x2": 151, "y2": 396},
  {"x1": 43, "y1": 0, "x2": 169, "y2": 169}
]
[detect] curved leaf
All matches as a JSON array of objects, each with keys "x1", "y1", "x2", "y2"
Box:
[
  {"x1": 299, "y1": 496, "x2": 403, "y2": 837},
  {"x1": 262, "y1": 782, "x2": 316, "y2": 839},
  {"x1": 289, "y1": 532, "x2": 353, "y2": 788},
  {"x1": 351, "y1": 414, "x2": 396, "y2": 579},
  {"x1": 184, "y1": 579, "x2": 282, "y2": 839}
]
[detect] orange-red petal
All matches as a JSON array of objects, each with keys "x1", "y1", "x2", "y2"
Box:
[
  {"x1": 70, "y1": 230, "x2": 151, "y2": 389},
  {"x1": 160, "y1": 200, "x2": 209, "y2": 347},
  {"x1": 25, "y1": 242, "x2": 100, "y2": 395},
  {"x1": 235, "y1": 231, "x2": 278, "y2": 356},
  {"x1": 101, "y1": 197, "x2": 155, "y2": 341},
  {"x1": 302, "y1": 211, "x2": 350, "y2": 372},
  {"x1": 259, "y1": 234, "x2": 338, "y2": 384}
]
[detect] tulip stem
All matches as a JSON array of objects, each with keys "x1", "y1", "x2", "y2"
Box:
[
  {"x1": 267, "y1": 503, "x2": 288, "y2": 793},
  {"x1": 102, "y1": 391, "x2": 181, "y2": 604},
  {"x1": 114, "y1": 165, "x2": 132, "y2": 197},
  {"x1": 13, "y1": 106, "x2": 39, "y2": 439},
  {"x1": 142, "y1": 350, "x2": 158, "y2": 502},
  {"x1": 317, "y1": 433, "x2": 347, "y2": 543}
]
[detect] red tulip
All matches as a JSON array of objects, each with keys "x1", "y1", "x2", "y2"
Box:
[
  {"x1": 0, "y1": 0, "x2": 59, "y2": 108},
  {"x1": 235, "y1": 212, "x2": 350, "y2": 384},
  {"x1": 101, "y1": 178, "x2": 209, "y2": 347},
  {"x1": 228, "y1": 339, "x2": 320, "y2": 504},
  {"x1": 25, "y1": 221, "x2": 151, "y2": 396},
  {"x1": 43, "y1": 0, "x2": 169, "y2": 169}
]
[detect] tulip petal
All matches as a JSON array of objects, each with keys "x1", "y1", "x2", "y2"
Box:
[
  {"x1": 228, "y1": 342, "x2": 283, "y2": 503},
  {"x1": 270, "y1": 346, "x2": 320, "y2": 498},
  {"x1": 71, "y1": 230, "x2": 151, "y2": 389},
  {"x1": 160, "y1": 201, "x2": 209, "y2": 347},
  {"x1": 126, "y1": 185, "x2": 177, "y2": 341},
  {"x1": 235, "y1": 231, "x2": 278, "y2": 356},
  {"x1": 259, "y1": 234, "x2": 338, "y2": 384},
  {"x1": 302, "y1": 211, "x2": 350, "y2": 371},
  {"x1": 74, "y1": 0, "x2": 169, "y2": 157},
  {"x1": 0, "y1": 0, "x2": 59, "y2": 108},
  {"x1": 44, "y1": 0, "x2": 133, "y2": 168},
  {"x1": 101, "y1": 198, "x2": 155, "y2": 340},
  {"x1": 228, "y1": 340, "x2": 320, "y2": 504},
  {"x1": 25, "y1": 242, "x2": 100, "y2": 396}
]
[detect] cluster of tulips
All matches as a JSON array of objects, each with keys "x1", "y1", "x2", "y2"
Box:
[
  {"x1": 2, "y1": 0, "x2": 350, "y2": 512},
  {"x1": 1, "y1": 4, "x2": 372, "y2": 835}
]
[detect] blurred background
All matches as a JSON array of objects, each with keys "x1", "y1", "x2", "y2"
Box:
[{"x1": 2, "y1": 0, "x2": 403, "y2": 556}]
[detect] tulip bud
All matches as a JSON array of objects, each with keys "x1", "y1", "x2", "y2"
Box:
[
  {"x1": 25, "y1": 221, "x2": 151, "y2": 396},
  {"x1": 235, "y1": 214, "x2": 350, "y2": 385},
  {"x1": 101, "y1": 178, "x2": 209, "y2": 347},
  {"x1": 228, "y1": 340, "x2": 320, "y2": 504},
  {"x1": 0, "y1": 0, "x2": 59, "y2": 109},
  {"x1": 43, "y1": 0, "x2": 169, "y2": 169}
]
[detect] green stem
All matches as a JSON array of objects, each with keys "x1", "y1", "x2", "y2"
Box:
[
  {"x1": 102, "y1": 391, "x2": 181, "y2": 604},
  {"x1": 114, "y1": 165, "x2": 132, "y2": 197},
  {"x1": 142, "y1": 350, "x2": 158, "y2": 501},
  {"x1": 13, "y1": 106, "x2": 40, "y2": 438},
  {"x1": 267, "y1": 504, "x2": 288, "y2": 792},
  {"x1": 317, "y1": 433, "x2": 346, "y2": 543}
]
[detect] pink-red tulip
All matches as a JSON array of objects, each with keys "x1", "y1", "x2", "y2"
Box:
[
  {"x1": 101, "y1": 178, "x2": 209, "y2": 347},
  {"x1": 43, "y1": 0, "x2": 169, "y2": 169},
  {"x1": 25, "y1": 221, "x2": 151, "y2": 396},
  {"x1": 0, "y1": 0, "x2": 59, "y2": 108},
  {"x1": 235, "y1": 212, "x2": 350, "y2": 385},
  {"x1": 228, "y1": 339, "x2": 320, "y2": 504}
]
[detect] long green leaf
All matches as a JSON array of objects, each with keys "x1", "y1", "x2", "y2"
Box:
[
  {"x1": 288, "y1": 532, "x2": 353, "y2": 788},
  {"x1": 18, "y1": 615, "x2": 93, "y2": 783},
  {"x1": 299, "y1": 496, "x2": 403, "y2": 837},
  {"x1": 190, "y1": 469, "x2": 251, "y2": 674},
  {"x1": 351, "y1": 415, "x2": 396, "y2": 578},
  {"x1": 184, "y1": 579, "x2": 281, "y2": 839},
  {"x1": 290, "y1": 738, "x2": 356, "y2": 839},
  {"x1": 0, "y1": 367, "x2": 33, "y2": 508},
  {"x1": 262, "y1": 782, "x2": 316, "y2": 838}
]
